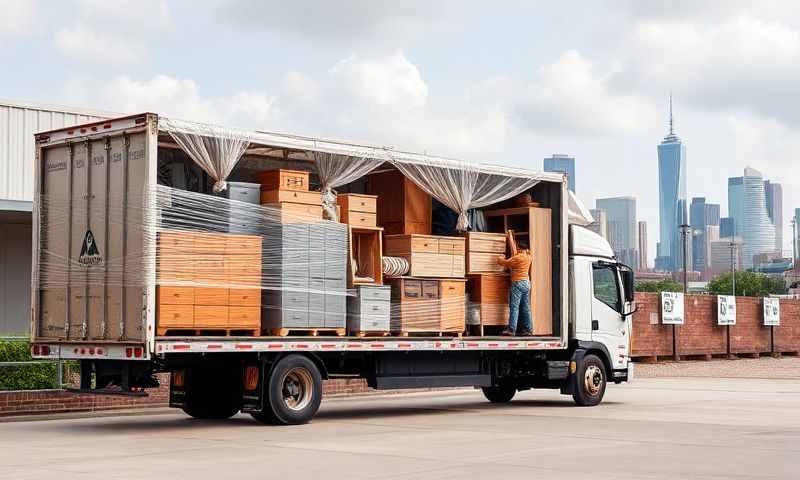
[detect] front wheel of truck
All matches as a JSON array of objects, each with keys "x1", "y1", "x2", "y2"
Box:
[
  {"x1": 251, "y1": 354, "x2": 322, "y2": 425},
  {"x1": 572, "y1": 354, "x2": 607, "y2": 407},
  {"x1": 482, "y1": 385, "x2": 516, "y2": 403}
]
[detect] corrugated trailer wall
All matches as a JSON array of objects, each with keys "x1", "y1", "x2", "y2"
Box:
[{"x1": 0, "y1": 100, "x2": 110, "y2": 334}]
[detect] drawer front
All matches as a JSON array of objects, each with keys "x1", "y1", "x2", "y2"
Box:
[
  {"x1": 229, "y1": 288, "x2": 261, "y2": 306},
  {"x1": 193, "y1": 233, "x2": 228, "y2": 255},
  {"x1": 194, "y1": 305, "x2": 228, "y2": 328},
  {"x1": 325, "y1": 310, "x2": 346, "y2": 329},
  {"x1": 467, "y1": 252, "x2": 505, "y2": 274},
  {"x1": 258, "y1": 169, "x2": 310, "y2": 191},
  {"x1": 282, "y1": 309, "x2": 309, "y2": 328},
  {"x1": 422, "y1": 280, "x2": 439, "y2": 299},
  {"x1": 411, "y1": 236, "x2": 439, "y2": 253},
  {"x1": 157, "y1": 286, "x2": 194, "y2": 305},
  {"x1": 157, "y1": 256, "x2": 194, "y2": 283},
  {"x1": 158, "y1": 231, "x2": 195, "y2": 253},
  {"x1": 439, "y1": 238, "x2": 466, "y2": 255},
  {"x1": 158, "y1": 304, "x2": 194, "y2": 328},
  {"x1": 342, "y1": 211, "x2": 377, "y2": 227},
  {"x1": 260, "y1": 189, "x2": 322, "y2": 206},
  {"x1": 408, "y1": 253, "x2": 454, "y2": 278},
  {"x1": 359, "y1": 299, "x2": 390, "y2": 317},
  {"x1": 402, "y1": 279, "x2": 422, "y2": 299},
  {"x1": 440, "y1": 280, "x2": 465, "y2": 298},
  {"x1": 225, "y1": 235, "x2": 262, "y2": 255},
  {"x1": 352, "y1": 314, "x2": 390, "y2": 332},
  {"x1": 194, "y1": 254, "x2": 226, "y2": 284},
  {"x1": 341, "y1": 194, "x2": 377, "y2": 213},
  {"x1": 357, "y1": 285, "x2": 391, "y2": 301},
  {"x1": 194, "y1": 287, "x2": 229, "y2": 306},
  {"x1": 451, "y1": 255, "x2": 466, "y2": 277},
  {"x1": 468, "y1": 237, "x2": 506, "y2": 254},
  {"x1": 228, "y1": 306, "x2": 260, "y2": 328},
  {"x1": 263, "y1": 202, "x2": 323, "y2": 221}
]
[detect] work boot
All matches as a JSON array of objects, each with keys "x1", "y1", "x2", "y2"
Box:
[
  {"x1": 500, "y1": 329, "x2": 514, "y2": 336},
  {"x1": 518, "y1": 330, "x2": 534, "y2": 337}
]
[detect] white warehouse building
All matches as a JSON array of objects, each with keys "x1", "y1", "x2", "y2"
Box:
[{"x1": 0, "y1": 99, "x2": 111, "y2": 334}]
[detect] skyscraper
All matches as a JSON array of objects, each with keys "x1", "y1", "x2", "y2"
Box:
[
  {"x1": 794, "y1": 208, "x2": 800, "y2": 264},
  {"x1": 596, "y1": 197, "x2": 637, "y2": 266},
  {"x1": 720, "y1": 217, "x2": 736, "y2": 239},
  {"x1": 764, "y1": 180, "x2": 783, "y2": 254},
  {"x1": 638, "y1": 221, "x2": 648, "y2": 271},
  {"x1": 689, "y1": 197, "x2": 721, "y2": 273},
  {"x1": 727, "y1": 167, "x2": 777, "y2": 268},
  {"x1": 588, "y1": 208, "x2": 607, "y2": 239},
  {"x1": 657, "y1": 94, "x2": 688, "y2": 271},
  {"x1": 543, "y1": 154, "x2": 576, "y2": 193}
]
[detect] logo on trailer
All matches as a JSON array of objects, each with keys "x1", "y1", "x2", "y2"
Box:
[{"x1": 78, "y1": 230, "x2": 103, "y2": 266}]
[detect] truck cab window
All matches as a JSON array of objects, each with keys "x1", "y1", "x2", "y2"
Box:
[{"x1": 592, "y1": 265, "x2": 621, "y2": 313}]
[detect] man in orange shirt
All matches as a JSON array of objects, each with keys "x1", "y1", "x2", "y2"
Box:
[{"x1": 496, "y1": 240, "x2": 533, "y2": 336}]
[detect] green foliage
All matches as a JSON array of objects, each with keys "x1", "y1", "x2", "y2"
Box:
[
  {"x1": 0, "y1": 340, "x2": 58, "y2": 391},
  {"x1": 635, "y1": 279, "x2": 683, "y2": 293},
  {"x1": 707, "y1": 271, "x2": 788, "y2": 297}
]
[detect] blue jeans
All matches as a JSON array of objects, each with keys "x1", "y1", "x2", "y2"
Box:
[{"x1": 508, "y1": 280, "x2": 532, "y2": 333}]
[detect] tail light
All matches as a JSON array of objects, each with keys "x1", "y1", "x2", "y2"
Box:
[
  {"x1": 32, "y1": 345, "x2": 41, "y2": 356},
  {"x1": 41, "y1": 345, "x2": 50, "y2": 355},
  {"x1": 244, "y1": 366, "x2": 259, "y2": 391},
  {"x1": 126, "y1": 347, "x2": 133, "y2": 358},
  {"x1": 173, "y1": 370, "x2": 185, "y2": 388},
  {"x1": 133, "y1": 347, "x2": 143, "y2": 358}
]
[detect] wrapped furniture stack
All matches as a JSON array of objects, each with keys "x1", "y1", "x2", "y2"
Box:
[
  {"x1": 259, "y1": 169, "x2": 323, "y2": 221},
  {"x1": 347, "y1": 285, "x2": 391, "y2": 336}
]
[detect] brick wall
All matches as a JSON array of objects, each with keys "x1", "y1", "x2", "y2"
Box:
[{"x1": 632, "y1": 293, "x2": 800, "y2": 359}]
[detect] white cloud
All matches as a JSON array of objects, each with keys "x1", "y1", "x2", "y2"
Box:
[
  {"x1": 329, "y1": 52, "x2": 428, "y2": 109},
  {"x1": 54, "y1": 25, "x2": 145, "y2": 65},
  {"x1": 0, "y1": 0, "x2": 36, "y2": 36},
  {"x1": 75, "y1": 0, "x2": 171, "y2": 28},
  {"x1": 512, "y1": 50, "x2": 658, "y2": 135}
]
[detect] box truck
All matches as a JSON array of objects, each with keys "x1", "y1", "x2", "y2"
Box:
[{"x1": 30, "y1": 113, "x2": 634, "y2": 424}]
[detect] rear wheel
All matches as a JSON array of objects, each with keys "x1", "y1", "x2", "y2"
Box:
[
  {"x1": 572, "y1": 354, "x2": 607, "y2": 407},
  {"x1": 182, "y1": 365, "x2": 242, "y2": 420},
  {"x1": 251, "y1": 355, "x2": 322, "y2": 425},
  {"x1": 482, "y1": 385, "x2": 516, "y2": 403}
]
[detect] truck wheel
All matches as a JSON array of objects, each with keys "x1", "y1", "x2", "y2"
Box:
[
  {"x1": 182, "y1": 366, "x2": 242, "y2": 420},
  {"x1": 253, "y1": 355, "x2": 322, "y2": 425},
  {"x1": 572, "y1": 354, "x2": 606, "y2": 407},
  {"x1": 482, "y1": 385, "x2": 516, "y2": 403}
]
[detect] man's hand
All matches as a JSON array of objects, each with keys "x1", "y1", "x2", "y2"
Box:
[{"x1": 496, "y1": 254, "x2": 506, "y2": 265}]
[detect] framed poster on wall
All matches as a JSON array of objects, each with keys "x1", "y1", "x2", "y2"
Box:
[
  {"x1": 661, "y1": 291, "x2": 684, "y2": 325},
  {"x1": 763, "y1": 297, "x2": 780, "y2": 326},
  {"x1": 717, "y1": 295, "x2": 737, "y2": 325}
]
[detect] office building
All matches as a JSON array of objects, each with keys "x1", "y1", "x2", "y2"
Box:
[
  {"x1": 728, "y1": 167, "x2": 777, "y2": 268},
  {"x1": 596, "y1": 196, "x2": 637, "y2": 267},
  {"x1": 708, "y1": 237, "x2": 743, "y2": 277},
  {"x1": 794, "y1": 208, "x2": 800, "y2": 263},
  {"x1": 656, "y1": 95, "x2": 688, "y2": 271},
  {"x1": 764, "y1": 180, "x2": 783, "y2": 253},
  {"x1": 587, "y1": 208, "x2": 607, "y2": 239},
  {"x1": 689, "y1": 197, "x2": 720, "y2": 272},
  {"x1": 638, "y1": 221, "x2": 648, "y2": 271},
  {"x1": 720, "y1": 217, "x2": 736, "y2": 239},
  {"x1": 543, "y1": 154, "x2": 576, "y2": 193}
]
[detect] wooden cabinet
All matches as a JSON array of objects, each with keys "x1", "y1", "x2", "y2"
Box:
[
  {"x1": 467, "y1": 273, "x2": 510, "y2": 331},
  {"x1": 463, "y1": 232, "x2": 506, "y2": 274},
  {"x1": 384, "y1": 234, "x2": 465, "y2": 278},
  {"x1": 337, "y1": 193, "x2": 378, "y2": 227},
  {"x1": 367, "y1": 170, "x2": 431, "y2": 235},
  {"x1": 257, "y1": 169, "x2": 309, "y2": 192},
  {"x1": 386, "y1": 277, "x2": 465, "y2": 335},
  {"x1": 484, "y1": 206, "x2": 552, "y2": 335}
]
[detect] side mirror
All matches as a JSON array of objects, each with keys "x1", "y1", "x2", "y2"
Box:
[{"x1": 620, "y1": 268, "x2": 635, "y2": 302}]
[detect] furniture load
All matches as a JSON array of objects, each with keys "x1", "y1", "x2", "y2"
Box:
[
  {"x1": 467, "y1": 273, "x2": 510, "y2": 335},
  {"x1": 485, "y1": 206, "x2": 552, "y2": 335},
  {"x1": 261, "y1": 222, "x2": 347, "y2": 334},
  {"x1": 347, "y1": 225, "x2": 384, "y2": 287},
  {"x1": 337, "y1": 193, "x2": 377, "y2": 227},
  {"x1": 367, "y1": 170, "x2": 431, "y2": 235},
  {"x1": 384, "y1": 234, "x2": 465, "y2": 278},
  {"x1": 347, "y1": 285, "x2": 391, "y2": 336},
  {"x1": 213, "y1": 181, "x2": 262, "y2": 234},
  {"x1": 156, "y1": 231, "x2": 262, "y2": 335},
  {"x1": 463, "y1": 232, "x2": 507, "y2": 274},
  {"x1": 385, "y1": 277, "x2": 466, "y2": 335},
  {"x1": 259, "y1": 168, "x2": 323, "y2": 221}
]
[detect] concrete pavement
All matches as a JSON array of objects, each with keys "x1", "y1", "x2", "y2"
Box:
[{"x1": 1, "y1": 376, "x2": 798, "y2": 479}]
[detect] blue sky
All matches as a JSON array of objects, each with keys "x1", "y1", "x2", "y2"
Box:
[{"x1": 2, "y1": 0, "x2": 798, "y2": 263}]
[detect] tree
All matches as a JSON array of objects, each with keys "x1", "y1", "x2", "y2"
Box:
[
  {"x1": 635, "y1": 279, "x2": 683, "y2": 293},
  {"x1": 707, "y1": 271, "x2": 788, "y2": 297}
]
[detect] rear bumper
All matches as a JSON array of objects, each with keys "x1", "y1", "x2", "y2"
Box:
[{"x1": 30, "y1": 343, "x2": 150, "y2": 361}]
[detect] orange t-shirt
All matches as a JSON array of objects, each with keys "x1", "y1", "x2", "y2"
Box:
[{"x1": 497, "y1": 251, "x2": 532, "y2": 282}]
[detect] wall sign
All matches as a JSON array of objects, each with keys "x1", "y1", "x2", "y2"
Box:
[
  {"x1": 763, "y1": 298, "x2": 780, "y2": 326},
  {"x1": 661, "y1": 292, "x2": 684, "y2": 325},
  {"x1": 717, "y1": 295, "x2": 737, "y2": 325}
]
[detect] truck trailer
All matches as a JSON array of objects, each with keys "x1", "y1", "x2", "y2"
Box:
[{"x1": 30, "y1": 113, "x2": 635, "y2": 425}]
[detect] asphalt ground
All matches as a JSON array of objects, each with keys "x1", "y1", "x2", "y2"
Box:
[{"x1": 2, "y1": 359, "x2": 798, "y2": 480}]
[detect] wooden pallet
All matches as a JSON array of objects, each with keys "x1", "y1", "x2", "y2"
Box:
[
  {"x1": 392, "y1": 330, "x2": 464, "y2": 338},
  {"x1": 267, "y1": 328, "x2": 346, "y2": 337},
  {"x1": 157, "y1": 328, "x2": 260, "y2": 337},
  {"x1": 349, "y1": 330, "x2": 391, "y2": 338}
]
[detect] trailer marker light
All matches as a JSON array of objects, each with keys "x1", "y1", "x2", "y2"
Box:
[
  {"x1": 97, "y1": 348, "x2": 104, "y2": 355},
  {"x1": 88, "y1": 348, "x2": 95, "y2": 355},
  {"x1": 267, "y1": 344, "x2": 283, "y2": 349},
  {"x1": 125, "y1": 347, "x2": 133, "y2": 358},
  {"x1": 173, "y1": 370, "x2": 185, "y2": 388},
  {"x1": 244, "y1": 366, "x2": 259, "y2": 391},
  {"x1": 103, "y1": 123, "x2": 112, "y2": 129},
  {"x1": 570, "y1": 361, "x2": 577, "y2": 374},
  {"x1": 32, "y1": 345, "x2": 40, "y2": 356},
  {"x1": 41, "y1": 346, "x2": 50, "y2": 356},
  {"x1": 133, "y1": 347, "x2": 143, "y2": 358},
  {"x1": 80, "y1": 348, "x2": 86, "y2": 354}
]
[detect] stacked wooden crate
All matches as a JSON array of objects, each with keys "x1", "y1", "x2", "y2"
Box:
[
  {"x1": 156, "y1": 231, "x2": 262, "y2": 335},
  {"x1": 259, "y1": 169, "x2": 323, "y2": 220},
  {"x1": 463, "y1": 232, "x2": 510, "y2": 334},
  {"x1": 383, "y1": 234, "x2": 467, "y2": 335}
]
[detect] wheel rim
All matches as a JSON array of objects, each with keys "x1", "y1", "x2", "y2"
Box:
[
  {"x1": 583, "y1": 365, "x2": 603, "y2": 396},
  {"x1": 281, "y1": 367, "x2": 314, "y2": 411}
]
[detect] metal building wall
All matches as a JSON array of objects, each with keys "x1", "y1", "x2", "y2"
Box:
[{"x1": 0, "y1": 100, "x2": 110, "y2": 334}]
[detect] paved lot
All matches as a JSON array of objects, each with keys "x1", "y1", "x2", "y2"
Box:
[{"x1": 2, "y1": 370, "x2": 799, "y2": 480}]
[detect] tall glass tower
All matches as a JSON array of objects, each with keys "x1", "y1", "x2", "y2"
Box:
[
  {"x1": 656, "y1": 95, "x2": 688, "y2": 271},
  {"x1": 543, "y1": 154, "x2": 576, "y2": 193},
  {"x1": 728, "y1": 167, "x2": 777, "y2": 268}
]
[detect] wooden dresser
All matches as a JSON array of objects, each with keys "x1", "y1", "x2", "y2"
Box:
[{"x1": 367, "y1": 170, "x2": 431, "y2": 235}]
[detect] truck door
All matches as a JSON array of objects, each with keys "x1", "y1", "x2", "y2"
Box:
[{"x1": 590, "y1": 263, "x2": 627, "y2": 370}]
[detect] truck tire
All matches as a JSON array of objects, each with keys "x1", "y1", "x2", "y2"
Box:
[
  {"x1": 572, "y1": 354, "x2": 606, "y2": 407},
  {"x1": 482, "y1": 385, "x2": 516, "y2": 403},
  {"x1": 182, "y1": 366, "x2": 242, "y2": 420},
  {"x1": 253, "y1": 354, "x2": 322, "y2": 425}
]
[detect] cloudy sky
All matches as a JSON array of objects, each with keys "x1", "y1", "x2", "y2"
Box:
[{"x1": 2, "y1": 0, "x2": 798, "y2": 263}]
